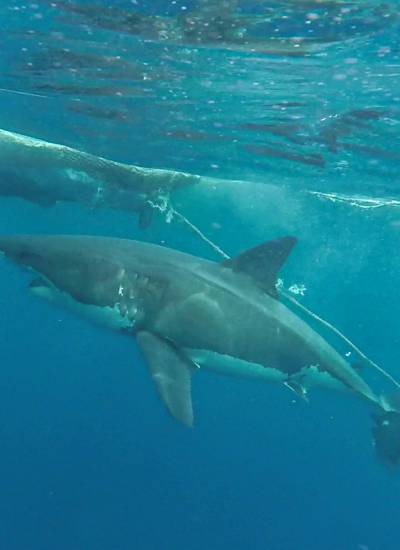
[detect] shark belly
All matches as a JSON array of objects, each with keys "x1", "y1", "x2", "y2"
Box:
[
  {"x1": 184, "y1": 348, "x2": 351, "y2": 394},
  {"x1": 30, "y1": 283, "x2": 136, "y2": 330},
  {"x1": 185, "y1": 348, "x2": 287, "y2": 383}
]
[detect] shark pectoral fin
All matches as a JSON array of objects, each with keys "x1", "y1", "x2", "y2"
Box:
[{"x1": 136, "y1": 331, "x2": 194, "y2": 427}]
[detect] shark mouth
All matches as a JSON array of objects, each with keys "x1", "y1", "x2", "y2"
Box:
[{"x1": 29, "y1": 276, "x2": 51, "y2": 290}]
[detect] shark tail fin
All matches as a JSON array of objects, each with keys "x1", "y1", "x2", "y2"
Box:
[{"x1": 372, "y1": 409, "x2": 400, "y2": 468}]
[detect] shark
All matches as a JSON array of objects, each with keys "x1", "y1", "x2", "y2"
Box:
[
  {"x1": 0, "y1": 233, "x2": 399, "y2": 466},
  {"x1": 0, "y1": 128, "x2": 201, "y2": 229}
]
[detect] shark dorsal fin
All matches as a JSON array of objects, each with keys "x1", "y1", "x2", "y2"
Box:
[{"x1": 222, "y1": 236, "x2": 297, "y2": 297}]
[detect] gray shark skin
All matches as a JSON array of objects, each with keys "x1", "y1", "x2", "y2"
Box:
[
  {"x1": 0, "y1": 234, "x2": 399, "y2": 466},
  {"x1": 0, "y1": 128, "x2": 201, "y2": 229}
]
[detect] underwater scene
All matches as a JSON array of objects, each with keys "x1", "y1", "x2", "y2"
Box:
[{"x1": 0, "y1": 1, "x2": 400, "y2": 549}]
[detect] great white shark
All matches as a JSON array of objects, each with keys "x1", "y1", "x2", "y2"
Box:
[
  {"x1": 0, "y1": 128, "x2": 201, "y2": 229},
  {"x1": 0, "y1": 234, "x2": 399, "y2": 466}
]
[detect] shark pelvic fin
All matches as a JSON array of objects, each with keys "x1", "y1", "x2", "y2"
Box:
[
  {"x1": 222, "y1": 236, "x2": 297, "y2": 297},
  {"x1": 137, "y1": 331, "x2": 194, "y2": 427}
]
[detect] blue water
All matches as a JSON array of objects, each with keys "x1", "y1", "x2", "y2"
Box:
[{"x1": 1, "y1": 1, "x2": 400, "y2": 549}]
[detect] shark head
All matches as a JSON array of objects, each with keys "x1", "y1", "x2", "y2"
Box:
[
  {"x1": 0, "y1": 235, "x2": 153, "y2": 330},
  {"x1": 0, "y1": 234, "x2": 123, "y2": 302}
]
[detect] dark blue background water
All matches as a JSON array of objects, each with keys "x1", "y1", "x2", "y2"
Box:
[{"x1": 0, "y1": 1, "x2": 400, "y2": 549}]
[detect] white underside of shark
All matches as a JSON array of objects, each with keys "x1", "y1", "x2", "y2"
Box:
[
  {"x1": 32, "y1": 281, "x2": 349, "y2": 396},
  {"x1": 186, "y1": 348, "x2": 349, "y2": 393},
  {"x1": 31, "y1": 282, "x2": 137, "y2": 330}
]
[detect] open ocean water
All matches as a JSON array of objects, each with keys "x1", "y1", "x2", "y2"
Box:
[{"x1": 0, "y1": 1, "x2": 400, "y2": 549}]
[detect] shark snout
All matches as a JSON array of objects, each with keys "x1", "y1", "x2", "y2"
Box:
[{"x1": 0, "y1": 236, "x2": 44, "y2": 269}]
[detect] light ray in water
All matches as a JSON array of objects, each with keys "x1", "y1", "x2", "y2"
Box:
[
  {"x1": 308, "y1": 191, "x2": 400, "y2": 209},
  {"x1": 0, "y1": 87, "x2": 52, "y2": 99}
]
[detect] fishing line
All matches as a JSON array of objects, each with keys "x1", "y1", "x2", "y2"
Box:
[
  {"x1": 282, "y1": 291, "x2": 400, "y2": 390},
  {"x1": 181, "y1": 226, "x2": 400, "y2": 390},
  {"x1": 148, "y1": 197, "x2": 231, "y2": 260},
  {"x1": 171, "y1": 207, "x2": 230, "y2": 260}
]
